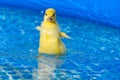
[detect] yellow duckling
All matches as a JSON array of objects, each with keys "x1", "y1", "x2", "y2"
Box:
[{"x1": 36, "y1": 8, "x2": 71, "y2": 55}]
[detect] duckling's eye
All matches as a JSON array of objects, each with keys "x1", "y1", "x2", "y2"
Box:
[
  {"x1": 53, "y1": 14, "x2": 55, "y2": 17},
  {"x1": 45, "y1": 14, "x2": 47, "y2": 16}
]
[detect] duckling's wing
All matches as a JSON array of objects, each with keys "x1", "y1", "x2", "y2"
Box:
[
  {"x1": 36, "y1": 26, "x2": 41, "y2": 31},
  {"x1": 60, "y1": 32, "x2": 71, "y2": 39}
]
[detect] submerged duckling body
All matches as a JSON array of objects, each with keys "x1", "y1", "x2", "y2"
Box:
[{"x1": 36, "y1": 8, "x2": 70, "y2": 55}]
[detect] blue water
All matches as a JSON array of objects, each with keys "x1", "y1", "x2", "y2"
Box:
[{"x1": 0, "y1": 6, "x2": 120, "y2": 80}]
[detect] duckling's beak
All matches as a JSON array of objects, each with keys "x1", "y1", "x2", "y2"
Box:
[{"x1": 47, "y1": 17, "x2": 53, "y2": 21}]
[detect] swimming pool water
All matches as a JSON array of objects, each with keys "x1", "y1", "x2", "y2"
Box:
[{"x1": 0, "y1": 6, "x2": 120, "y2": 80}]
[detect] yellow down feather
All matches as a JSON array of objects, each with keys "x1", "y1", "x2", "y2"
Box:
[{"x1": 36, "y1": 8, "x2": 71, "y2": 55}]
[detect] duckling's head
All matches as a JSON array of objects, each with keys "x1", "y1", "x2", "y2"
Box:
[{"x1": 44, "y1": 8, "x2": 56, "y2": 22}]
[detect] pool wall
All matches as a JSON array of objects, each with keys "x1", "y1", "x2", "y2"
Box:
[{"x1": 0, "y1": 0, "x2": 120, "y2": 27}]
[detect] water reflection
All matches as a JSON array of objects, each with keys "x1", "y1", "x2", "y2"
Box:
[{"x1": 36, "y1": 55, "x2": 64, "y2": 80}]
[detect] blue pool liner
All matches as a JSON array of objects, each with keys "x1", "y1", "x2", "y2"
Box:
[{"x1": 0, "y1": 0, "x2": 120, "y2": 27}]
